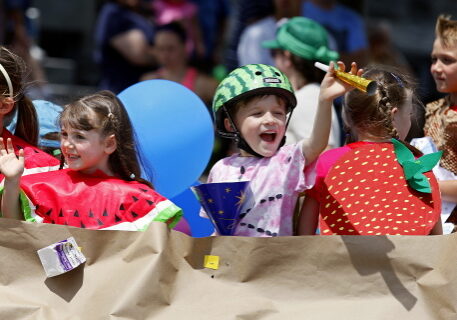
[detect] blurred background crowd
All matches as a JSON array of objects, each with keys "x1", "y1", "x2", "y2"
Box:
[
  {"x1": 0, "y1": 0, "x2": 455, "y2": 103},
  {"x1": 1, "y1": 0, "x2": 457, "y2": 158}
]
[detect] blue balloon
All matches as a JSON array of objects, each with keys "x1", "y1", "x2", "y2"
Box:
[
  {"x1": 171, "y1": 182, "x2": 215, "y2": 237},
  {"x1": 118, "y1": 80, "x2": 214, "y2": 198}
]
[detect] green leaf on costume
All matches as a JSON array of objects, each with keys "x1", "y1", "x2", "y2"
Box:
[
  {"x1": 391, "y1": 139, "x2": 415, "y2": 164},
  {"x1": 391, "y1": 138, "x2": 443, "y2": 193}
]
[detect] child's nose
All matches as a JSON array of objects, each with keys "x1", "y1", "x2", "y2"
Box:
[
  {"x1": 61, "y1": 138, "x2": 73, "y2": 148},
  {"x1": 262, "y1": 112, "x2": 275, "y2": 124},
  {"x1": 432, "y1": 60, "x2": 442, "y2": 72}
]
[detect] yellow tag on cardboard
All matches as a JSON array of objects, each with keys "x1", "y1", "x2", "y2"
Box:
[{"x1": 204, "y1": 255, "x2": 220, "y2": 270}]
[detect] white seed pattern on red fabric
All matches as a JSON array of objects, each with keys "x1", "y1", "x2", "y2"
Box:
[{"x1": 320, "y1": 143, "x2": 441, "y2": 235}]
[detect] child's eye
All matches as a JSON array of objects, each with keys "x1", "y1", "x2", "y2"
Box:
[
  {"x1": 431, "y1": 57, "x2": 437, "y2": 64},
  {"x1": 76, "y1": 134, "x2": 85, "y2": 139}
]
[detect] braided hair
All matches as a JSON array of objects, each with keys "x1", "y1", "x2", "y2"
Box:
[{"x1": 343, "y1": 64, "x2": 419, "y2": 143}]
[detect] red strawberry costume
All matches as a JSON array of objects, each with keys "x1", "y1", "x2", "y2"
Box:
[
  {"x1": 308, "y1": 140, "x2": 441, "y2": 235},
  {"x1": 0, "y1": 129, "x2": 60, "y2": 181},
  {"x1": 16, "y1": 169, "x2": 182, "y2": 231}
]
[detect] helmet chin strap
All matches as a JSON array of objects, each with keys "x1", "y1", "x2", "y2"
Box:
[{"x1": 218, "y1": 105, "x2": 294, "y2": 158}]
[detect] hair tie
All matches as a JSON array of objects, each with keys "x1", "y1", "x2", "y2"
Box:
[
  {"x1": 130, "y1": 173, "x2": 136, "y2": 179},
  {"x1": 0, "y1": 63, "x2": 13, "y2": 98}
]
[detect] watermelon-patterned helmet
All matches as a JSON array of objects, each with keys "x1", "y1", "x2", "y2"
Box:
[{"x1": 212, "y1": 64, "x2": 296, "y2": 134}]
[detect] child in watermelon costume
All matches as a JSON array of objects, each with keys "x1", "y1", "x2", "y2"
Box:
[
  {"x1": 204, "y1": 62, "x2": 362, "y2": 237},
  {"x1": 298, "y1": 65, "x2": 443, "y2": 235},
  {"x1": 0, "y1": 47, "x2": 60, "y2": 178},
  {"x1": 425, "y1": 15, "x2": 457, "y2": 230},
  {"x1": 0, "y1": 91, "x2": 182, "y2": 231}
]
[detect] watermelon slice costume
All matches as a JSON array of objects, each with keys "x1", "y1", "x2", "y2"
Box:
[
  {"x1": 0, "y1": 129, "x2": 60, "y2": 181},
  {"x1": 16, "y1": 169, "x2": 182, "y2": 231},
  {"x1": 312, "y1": 140, "x2": 442, "y2": 235}
]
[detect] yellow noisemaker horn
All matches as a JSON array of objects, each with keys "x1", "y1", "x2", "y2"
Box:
[{"x1": 314, "y1": 62, "x2": 378, "y2": 95}]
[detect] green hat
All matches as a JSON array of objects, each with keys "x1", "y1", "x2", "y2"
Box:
[
  {"x1": 262, "y1": 17, "x2": 339, "y2": 64},
  {"x1": 212, "y1": 64, "x2": 296, "y2": 133}
]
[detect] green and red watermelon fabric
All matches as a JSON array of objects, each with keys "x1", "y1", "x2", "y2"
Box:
[
  {"x1": 320, "y1": 142, "x2": 441, "y2": 235},
  {"x1": 0, "y1": 129, "x2": 60, "y2": 181},
  {"x1": 16, "y1": 169, "x2": 182, "y2": 231}
]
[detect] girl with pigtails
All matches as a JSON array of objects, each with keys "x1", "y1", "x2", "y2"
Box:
[
  {"x1": 0, "y1": 47, "x2": 60, "y2": 177},
  {"x1": 298, "y1": 65, "x2": 443, "y2": 236},
  {"x1": 0, "y1": 90, "x2": 182, "y2": 231}
]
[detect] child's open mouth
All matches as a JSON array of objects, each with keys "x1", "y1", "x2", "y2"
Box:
[
  {"x1": 260, "y1": 132, "x2": 276, "y2": 142},
  {"x1": 66, "y1": 154, "x2": 79, "y2": 160}
]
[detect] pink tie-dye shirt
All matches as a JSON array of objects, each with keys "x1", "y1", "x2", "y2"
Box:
[{"x1": 204, "y1": 143, "x2": 315, "y2": 236}]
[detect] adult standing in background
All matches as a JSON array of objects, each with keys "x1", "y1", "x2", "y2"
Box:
[
  {"x1": 2, "y1": 0, "x2": 49, "y2": 99},
  {"x1": 263, "y1": 17, "x2": 341, "y2": 149},
  {"x1": 94, "y1": 0, "x2": 157, "y2": 94},
  {"x1": 141, "y1": 22, "x2": 218, "y2": 106},
  {"x1": 191, "y1": 0, "x2": 230, "y2": 72},
  {"x1": 237, "y1": 0, "x2": 301, "y2": 67},
  {"x1": 301, "y1": 0, "x2": 368, "y2": 66}
]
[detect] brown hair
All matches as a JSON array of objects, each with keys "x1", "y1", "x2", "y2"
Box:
[
  {"x1": 271, "y1": 49, "x2": 325, "y2": 84},
  {"x1": 435, "y1": 15, "x2": 457, "y2": 48},
  {"x1": 60, "y1": 90, "x2": 153, "y2": 188},
  {"x1": 0, "y1": 46, "x2": 38, "y2": 145},
  {"x1": 343, "y1": 64, "x2": 419, "y2": 144}
]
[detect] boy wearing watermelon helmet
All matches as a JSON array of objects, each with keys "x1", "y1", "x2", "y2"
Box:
[{"x1": 205, "y1": 62, "x2": 361, "y2": 236}]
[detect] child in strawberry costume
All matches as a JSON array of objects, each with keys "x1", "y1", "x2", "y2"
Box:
[
  {"x1": 0, "y1": 91, "x2": 182, "y2": 231},
  {"x1": 298, "y1": 65, "x2": 443, "y2": 235},
  {"x1": 0, "y1": 47, "x2": 60, "y2": 178}
]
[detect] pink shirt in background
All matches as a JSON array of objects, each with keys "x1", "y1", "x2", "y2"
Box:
[{"x1": 152, "y1": 0, "x2": 197, "y2": 25}]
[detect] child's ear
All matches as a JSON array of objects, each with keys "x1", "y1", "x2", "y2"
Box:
[
  {"x1": 104, "y1": 134, "x2": 117, "y2": 155},
  {"x1": 282, "y1": 51, "x2": 294, "y2": 67},
  {"x1": 0, "y1": 97, "x2": 14, "y2": 115},
  {"x1": 390, "y1": 107, "x2": 399, "y2": 118},
  {"x1": 224, "y1": 118, "x2": 235, "y2": 132}
]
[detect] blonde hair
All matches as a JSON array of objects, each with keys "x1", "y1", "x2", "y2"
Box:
[{"x1": 435, "y1": 15, "x2": 457, "y2": 47}]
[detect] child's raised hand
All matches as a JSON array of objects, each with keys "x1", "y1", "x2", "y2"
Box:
[
  {"x1": 319, "y1": 61, "x2": 363, "y2": 102},
  {"x1": 0, "y1": 138, "x2": 24, "y2": 181}
]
